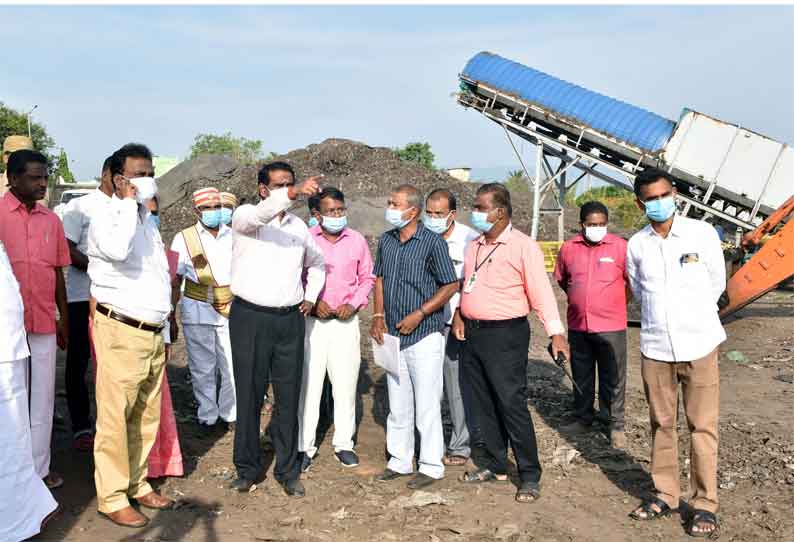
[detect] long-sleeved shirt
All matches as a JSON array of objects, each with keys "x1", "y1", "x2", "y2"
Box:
[
  {"x1": 309, "y1": 225, "x2": 374, "y2": 311},
  {"x1": 170, "y1": 222, "x2": 233, "y2": 326},
  {"x1": 231, "y1": 188, "x2": 325, "y2": 307},
  {"x1": 442, "y1": 221, "x2": 480, "y2": 324},
  {"x1": 86, "y1": 196, "x2": 171, "y2": 324},
  {"x1": 0, "y1": 191, "x2": 71, "y2": 334},
  {"x1": 0, "y1": 240, "x2": 29, "y2": 362},
  {"x1": 554, "y1": 232, "x2": 628, "y2": 333},
  {"x1": 627, "y1": 214, "x2": 726, "y2": 362},
  {"x1": 459, "y1": 224, "x2": 565, "y2": 337}
]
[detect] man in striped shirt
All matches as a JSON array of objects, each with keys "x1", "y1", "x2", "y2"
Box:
[{"x1": 370, "y1": 184, "x2": 459, "y2": 490}]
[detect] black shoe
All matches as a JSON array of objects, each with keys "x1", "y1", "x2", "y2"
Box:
[
  {"x1": 375, "y1": 468, "x2": 409, "y2": 482},
  {"x1": 407, "y1": 472, "x2": 439, "y2": 490},
  {"x1": 335, "y1": 450, "x2": 359, "y2": 468},
  {"x1": 229, "y1": 477, "x2": 255, "y2": 493},
  {"x1": 280, "y1": 478, "x2": 305, "y2": 498},
  {"x1": 198, "y1": 422, "x2": 217, "y2": 436},
  {"x1": 300, "y1": 453, "x2": 313, "y2": 473}
]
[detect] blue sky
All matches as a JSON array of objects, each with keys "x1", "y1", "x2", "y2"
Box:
[{"x1": 3, "y1": 4, "x2": 793, "y2": 180}]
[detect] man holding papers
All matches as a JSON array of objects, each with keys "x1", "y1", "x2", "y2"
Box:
[{"x1": 370, "y1": 184, "x2": 459, "y2": 490}]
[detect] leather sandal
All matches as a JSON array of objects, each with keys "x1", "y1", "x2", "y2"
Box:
[
  {"x1": 686, "y1": 509, "x2": 720, "y2": 539},
  {"x1": 629, "y1": 496, "x2": 677, "y2": 521}
]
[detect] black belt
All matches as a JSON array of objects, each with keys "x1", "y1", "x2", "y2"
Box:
[
  {"x1": 234, "y1": 297, "x2": 301, "y2": 314},
  {"x1": 464, "y1": 316, "x2": 527, "y2": 329},
  {"x1": 96, "y1": 304, "x2": 165, "y2": 333}
]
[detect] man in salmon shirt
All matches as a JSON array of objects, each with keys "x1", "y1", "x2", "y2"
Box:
[
  {"x1": 554, "y1": 201, "x2": 629, "y2": 449},
  {"x1": 0, "y1": 149, "x2": 71, "y2": 490}
]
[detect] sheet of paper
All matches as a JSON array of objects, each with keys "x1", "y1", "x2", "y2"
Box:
[{"x1": 371, "y1": 334, "x2": 401, "y2": 380}]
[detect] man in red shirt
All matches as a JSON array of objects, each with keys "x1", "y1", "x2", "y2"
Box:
[
  {"x1": 554, "y1": 201, "x2": 629, "y2": 448},
  {"x1": 0, "y1": 149, "x2": 71, "y2": 489}
]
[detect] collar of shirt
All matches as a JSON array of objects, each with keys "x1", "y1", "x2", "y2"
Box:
[
  {"x1": 387, "y1": 220, "x2": 432, "y2": 242},
  {"x1": 197, "y1": 221, "x2": 232, "y2": 239},
  {"x1": 3, "y1": 190, "x2": 46, "y2": 215},
  {"x1": 571, "y1": 232, "x2": 620, "y2": 245},
  {"x1": 643, "y1": 214, "x2": 685, "y2": 240},
  {"x1": 310, "y1": 224, "x2": 351, "y2": 242},
  {"x1": 476, "y1": 222, "x2": 513, "y2": 246}
]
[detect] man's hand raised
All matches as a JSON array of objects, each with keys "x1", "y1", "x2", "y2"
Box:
[{"x1": 288, "y1": 175, "x2": 324, "y2": 200}]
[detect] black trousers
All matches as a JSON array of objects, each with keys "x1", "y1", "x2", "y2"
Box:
[
  {"x1": 569, "y1": 330, "x2": 627, "y2": 431},
  {"x1": 229, "y1": 298, "x2": 305, "y2": 483},
  {"x1": 65, "y1": 301, "x2": 92, "y2": 434},
  {"x1": 462, "y1": 319, "x2": 541, "y2": 484}
]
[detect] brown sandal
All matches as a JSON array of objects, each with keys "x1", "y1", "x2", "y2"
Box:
[{"x1": 443, "y1": 455, "x2": 468, "y2": 466}]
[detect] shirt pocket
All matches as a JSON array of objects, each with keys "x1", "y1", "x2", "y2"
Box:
[
  {"x1": 34, "y1": 225, "x2": 58, "y2": 266},
  {"x1": 595, "y1": 259, "x2": 622, "y2": 284},
  {"x1": 482, "y1": 260, "x2": 518, "y2": 290},
  {"x1": 679, "y1": 260, "x2": 709, "y2": 290}
]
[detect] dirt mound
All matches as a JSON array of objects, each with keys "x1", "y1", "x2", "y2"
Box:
[{"x1": 158, "y1": 137, "x2": 593, "y2": 245}]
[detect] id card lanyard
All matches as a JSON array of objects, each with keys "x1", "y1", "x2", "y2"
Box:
[{"x1": 463, "y1": 243, "x2": 501, "y2": 293}]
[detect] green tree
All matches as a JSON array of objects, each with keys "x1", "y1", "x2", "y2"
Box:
[
  {"x1": 54, "y1": 148, "x2": 75, "y2": 183},
  {"x1": 0, "y1": 102, "x2": 56, "y2": 172},
  {"x1": 190, "y1": 132, "x2": 264, "y2": 164},
  {"x1": 504, "y1": 169, "x2": 529, "y2": 193},
  {"x1": 394, "y1": 142, "x2": 435, "y2": 170}
]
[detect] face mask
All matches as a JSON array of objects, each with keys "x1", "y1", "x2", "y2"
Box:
[
  {"x1": 150, "y1": 214, "x2": 161, "y2": 230},
  {"x1": 307, "y1": 216, "x2": 319, "y2": 228},
  {"x1": 470, "y1": 211, "x2": 494, "y2": 233},
  {"x1": 129, "y1": 176, "x2": 158, "y2": 205},
  {"x1": 643, "y1": 196, "x2": 676, "y2": 223},
  {"x1": 201, "y1": 209, "x2": 222, "y2": 229},
  {"x1": 220, "y1": 207, "x2": 233, "y2": 225},
  {"x1": 322, "y1": 215, "x2": 347, "y2": 234},
  {"x1": 584, "y1": 226, "x2": 607, "y2": 243},
  {"x1": 385, "y1": 207, "x2": 414, "y2": 229},
  {"x1": 422, "y1": 212, "x2": 451, "y2": 235}
]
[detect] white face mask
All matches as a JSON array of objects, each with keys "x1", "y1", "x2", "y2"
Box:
[
  {"x1": 129, "y1": 176, "x2": 158, "y2": 205},
  {"x1": 584, "y1": 226, "x2": 607, "y2": 243}
]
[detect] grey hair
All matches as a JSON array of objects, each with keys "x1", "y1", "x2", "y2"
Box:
[{"x1": 395, "y1": 183, "x2": 423, "y2": 210}]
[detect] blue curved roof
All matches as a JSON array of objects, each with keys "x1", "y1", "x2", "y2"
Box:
[{"x1": 461, "y1": 52, "x2": 675, "y2": 153}]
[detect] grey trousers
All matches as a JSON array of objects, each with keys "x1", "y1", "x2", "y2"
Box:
[{"x1": 443, "y1": 329, "x2": 471, "y2": 458}]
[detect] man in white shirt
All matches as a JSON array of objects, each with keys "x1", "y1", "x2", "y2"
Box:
[
  {"x1": 626, "y1": 168, "x2": 725, "y2": 539},
  {"x1": 60, "y1": 157, "x2": 113, "y2": 451},
  {"x1": 87, "y1": 143, "x2": 175, "y2": 528},
  {"x1": 0, "y1": 239, "x2": 59, "y2": 542},
  {"x1": 170, "y1": 187, "x2": 236, "y2": 434},
  {"x1": 423, "y1": 188, "x2": 480, "y2": 467},
  {"x1": 229, "y1": 162, "x2": 324, "y2": 498}
]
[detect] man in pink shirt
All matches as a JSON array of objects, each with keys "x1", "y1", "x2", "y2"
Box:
[
  {"x1": 452, "y1": 183, "x2": 569, "y2": 503},
  {"x1": 0, "y1": 149, "x2": 71, "y2": 490},
  {"x1": 554, "y1": 201, "x2": 629, "y2": 448},
  {"x1": 298, "y1": 187, "x2": 375, "y2": 471}
]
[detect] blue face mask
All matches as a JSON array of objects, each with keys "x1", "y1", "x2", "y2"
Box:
[
  {"x1": 220, "y1": 207, "x2": 233, "y2": 225},
  {"x1": 322, "y1": 215, "x2": 347, "y2": 234},
  {"x1": 308, "y1": 216, "x2": 319, "y2": 228},
  {"x1": 385, "y1": 207, "x2": 414, "y2": 229},
  {"x1": 422, "y1": 213, "x2": 451, "y2": 235},
  {"x1": 149, "y1": 214, "x2": 161, "y2": 230},
  {"x1": 643, "y1": 196, "x2": 676, "y2": 223},
  {"x1": 470, "y1": 211, "x2": 493, "y2": 233},
  {"x1": 201, "y1": 209, "x2": 222, "y2": 229}
]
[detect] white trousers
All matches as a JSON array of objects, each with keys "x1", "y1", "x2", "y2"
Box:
[
  {"x1": 182, "y1": 323, "x2": 236, "y2": 424},
  {"x1": 298, "y1": 316, "x2": 361, "y2": 457},
  {"x1": 0, "y1": 358, "x2": 58, "y2": 542},
  {"x1": 27, "y1": 334, "x2": 56, "y2": 478},
  {"x1": 386, "y1": 332, "x2": 445, "y2": 479}
]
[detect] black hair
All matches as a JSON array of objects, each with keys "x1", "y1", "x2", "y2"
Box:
[
  {"x1": 109, "y1": 143, "x2": 153, "y2": 177},
  {"x1": 101, "y1": 156, "x2": 112, "y2": 173},
  {"x1": 634, "y1": 167, "x2": 675, "y2": 198},
  {"x1": 7, "y1": 150, "x2": 48, "y2": 177},
  {"x1": 258, "y1": 161, "x2": 296, "y2": 185},
  {"x1": 476, "y1": 183, "x2": 512, "y2": 217},
  {"x1": 427, "y1": 188, "x2": 457, "y2": 211},
  {"x1": 579, "y1": 201, "x2": 609, "y2": 222},
  {"x1": 308, "y1": 186, "x2": 344, "y2": 213}
]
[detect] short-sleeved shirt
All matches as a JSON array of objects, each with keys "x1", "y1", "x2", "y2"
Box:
[
  {"x1": 554, "y1": 232, "x2": 628, "y2": 333},
  {"x1": 373, "y1": 222, "x2": 458, "y2": 349},
  {"x1": 170, "y1": 222, "x2": 233, "y2": 326},
  {"x1": 61, "y1": 189, "x2": 113, "y2": 303},
  {"x1": 0, "y1": 191, "x2": 71, "y2": 334}
]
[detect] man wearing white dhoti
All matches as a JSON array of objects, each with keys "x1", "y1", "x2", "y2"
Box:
[{"x1": 0, "y1": 239, "x2": 59, "y2": 541}]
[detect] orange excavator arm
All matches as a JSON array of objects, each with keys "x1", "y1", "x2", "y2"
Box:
[{"x1": 719, "y1": 195, "x2": 794, "y2": 319}]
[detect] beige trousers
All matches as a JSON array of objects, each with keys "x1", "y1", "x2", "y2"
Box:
[
  {"x1": 93, "y1": 311, "x2": 166, "y2": 514},
  {"x1": 641, "y1": 349, "x2": 720, "y2": 513}
]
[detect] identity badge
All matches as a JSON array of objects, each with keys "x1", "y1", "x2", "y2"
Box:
[
  {"x1": 680, "y1": 253, "x2": 700, "y2": 264},
  {"x1": 463, "y1": 272, "x2": 477, "y2": 294}
]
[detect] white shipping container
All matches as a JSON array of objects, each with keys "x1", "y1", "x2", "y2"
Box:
[{"x1": 662, "y1": 110, "x2": 791, "y2": 218}]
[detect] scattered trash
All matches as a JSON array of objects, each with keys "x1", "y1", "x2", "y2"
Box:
[
  {"x1": 726, "y1": 350, "x2": 749, "y2": 363},
  {"x1": 552, "y1": 445, "x2": 581, "y2": 469},
  {"x1": 388, "y1": 491, "x2": 449, "y2": 509},
  {"x1": 278, "y1": 515, "x2": 303, "y2": 528},
  {"x1": 330, "y1": 507, "x2": 349, "y2": 520}
]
